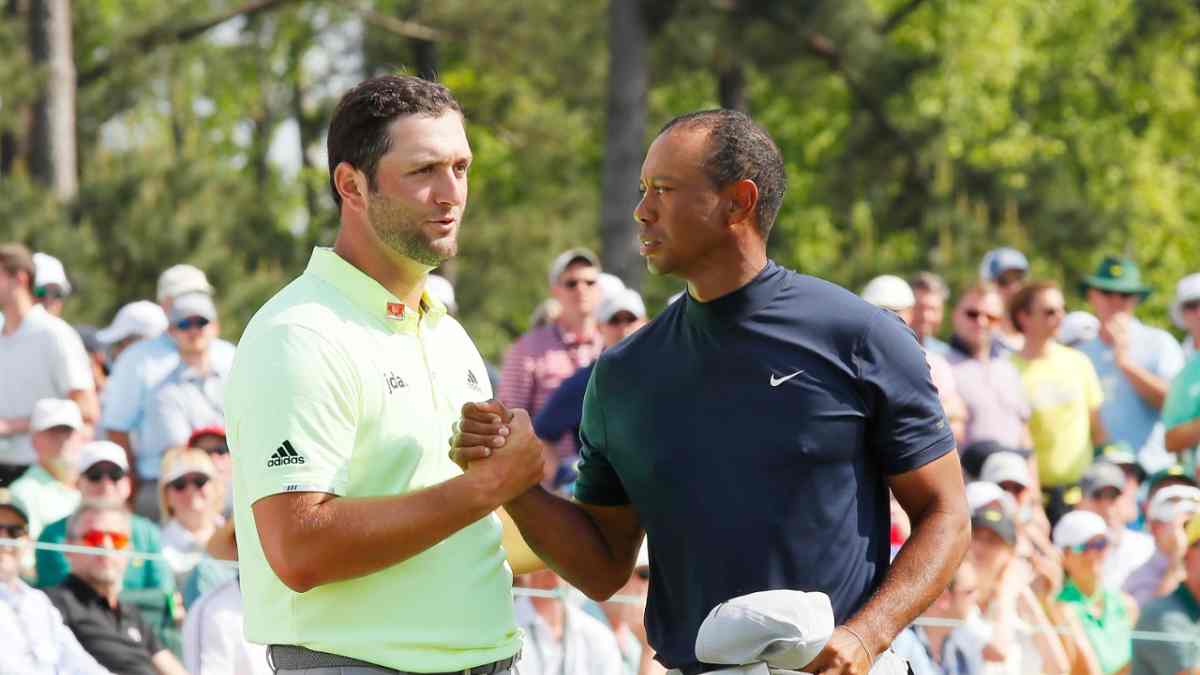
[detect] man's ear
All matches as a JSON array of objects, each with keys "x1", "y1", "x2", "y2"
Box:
[
  {"x1": 334, "y1": 162, "x2": 369, "y2": 212},
  {"x1": 726, "y1": 178, "x2": 759, "y2": 228}
]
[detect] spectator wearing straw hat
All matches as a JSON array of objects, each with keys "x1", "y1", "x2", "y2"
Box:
[
  {"x1": 0, "y1": 488, "x2": 111, "y2": 674},
  {"x1": 1172, "y1": 273, "x2": 1200, "y2": 361},
  {"x1": 1132, "y1": 510, "x2": 1200, "y2": 674},
  {"x1": 1078, "y1": 256, "x2": 1185, "y2": 474},
  {"x1": 1050, "y1": 509, "x2": 1138, "y2": 675}
]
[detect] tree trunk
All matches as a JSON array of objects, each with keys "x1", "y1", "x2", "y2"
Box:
[
  {"x1": 599, "y1": 0, "x2": 648, "y2": 290},
  {"x1": 28, "y1": 0, "x2": 77, "y2": 200}
]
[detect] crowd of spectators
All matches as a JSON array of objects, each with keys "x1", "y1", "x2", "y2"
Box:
[{"x1": 3, "y1": 238, "x2": 1200, "y2": 674}]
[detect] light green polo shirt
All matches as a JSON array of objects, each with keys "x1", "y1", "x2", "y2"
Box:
[
  {"x1": 9, "y1": 464, "x2": 80, "y2": 539},
  {"x1": 226, "y1": 247, "x2": 520, "y2": 671}
]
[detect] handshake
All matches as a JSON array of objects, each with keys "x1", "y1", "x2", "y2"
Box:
[{"x1": 449, "y1": 400, "x2": 546, "y2": 506}]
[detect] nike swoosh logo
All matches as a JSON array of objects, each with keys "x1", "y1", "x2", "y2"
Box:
[{"x1": 770, "y1": 370, "x2": 804, "y2": 387}]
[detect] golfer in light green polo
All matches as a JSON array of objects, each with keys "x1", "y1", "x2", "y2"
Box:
[{"x1": 226, "y1": 75, "x2": 545, "y2": 674}]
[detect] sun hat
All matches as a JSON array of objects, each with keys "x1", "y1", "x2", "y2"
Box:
[
  {"x1": 1052, "y1": 509, "x2": 1109, "y2": 549},
  {"x1": 77, "y1": 440, "x2": 130, "y2": 473},
  {"x1": 1079, "y1": 255, "x2": 1152, "y2": 298},
  {"x1": 157, "y1": 264, "x2": 213, "y2": 301},
  {"x1": 979, "y1": 248, "x2": 1029, "y2": 282},
  {"x1": 96, "y1": 300, "x2": 168, "y2": 344}
]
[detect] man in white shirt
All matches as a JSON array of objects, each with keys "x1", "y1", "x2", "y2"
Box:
[
  {"x1": 0, "y1": 243, "x2": 98, "y2": 487},
  {"x1": 10, "y1": 398, "x2": 85, "y2": 539},
  {"x1": 515, "y1": 569, "x2": 626, "y2": 675},
  {"x1": 0, "y1": 487, "x2": 110, "y2": 674}
]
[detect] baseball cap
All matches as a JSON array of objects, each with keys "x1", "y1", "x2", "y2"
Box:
[
  {"x1": 965, "y1": 481, "x2": 1018, "y2": 515},
  {"x1": 960, "y1": 440, "x2": 1030, "y2": 479},
  {"x1": 971, "y1": 504, "x2": 1017, "y2": 546},
  {"x1": 96, "y1": 300, "x2": 168, "y2": 344},
  {"x1": 598, "y1": 288, "x2": 647, "y2": 323},
  {"x1": 161, "y1": 456, "x2": 216, "y2": 485},
  {"x1": 77, "y1": 440, "x2": 129, "y2": 473},
  {"x1": 979, "y1": 451, "x2": 1032, "y2": 488},
  {"x1": 30, "y1": 398, "x2": 83, "y2": 433},
  {"x1": 597, "y1": 273, "x2": 626, "y2": 302},
  {"x1": 1052, "y1": 509, "x2": 1109, "y2": 549},
  {"x1": 860, "y1": 275, "x2": 915, "y2": 312},
  {"x1": 1081, "y1": 461, "x2": 1126, "y2": 498},
  {"x1": 1186, "y1": 512, "x2": 1200, "y2": 548},
  {"x1": 1147, "y1": 485, "x2": 1200, "y2": 523},
  {"x1": 168, "y1": 292, "x2": 217, "y2": 324},
  {"x1": 1171, "y1": 273, "x2": 1200, "y2": 329},
  {"x1": 1058, "y1": 311, "x2": 1100, "y2": 347},
  {"x1": 0, "y1": 488, "x2": 29, "y2": 525},
  {"x1": 694, "y1": 589, "x2": 833, "y2": 669},
  {"x1": 425, "y1": 274, "x2": 457, "y2": 315},
  {"x1": 187, "y1": 426, "x2": 227, "y2": 448},
  {"x1": 157, "y1": 264, "x2": 213, "y2": 301},
  {"x1": 547, "y1": 248, "x2": 600, "y2": 286},
  {"x1": 1148, "y1": 464, "x2": 1199, "y2": 492},
  {"x1": 33, "y1": 252, "x2": 71, "y2": 294},
  {"x1": 979, "y1": 247, "x2": 1029, "y2": 282}
]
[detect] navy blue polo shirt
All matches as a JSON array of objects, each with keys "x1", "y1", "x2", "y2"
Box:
[{"x1": 575, "y1": 261, "x2": 955, "y2": 671}]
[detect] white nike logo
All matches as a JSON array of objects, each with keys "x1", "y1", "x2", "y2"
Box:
[{"x1": 770, "y1": 370, "x2": 804, "y2": 387}]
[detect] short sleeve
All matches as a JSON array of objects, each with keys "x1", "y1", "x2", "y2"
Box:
[
  {"x1": 573, "y1": 360, "x2": 629, "y2": 506},
  {"x1": 48, "y1": 322, "x2": 94, "y2": 393},
  {"x1": 227, "y1": 324, "x2": 361, "y2": 503},
  {"x1": 1163, "y1": 362, "x2": 1200, "y2": 430},
  {"x1": 101, "y1": 347, "x2": 146, "y2": 431},
  {"x1": 856, "y1": 311, "x2": 957, "y2": 475}
]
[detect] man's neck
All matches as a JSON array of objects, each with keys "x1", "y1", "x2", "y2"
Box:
[
  {"x1": 0, "y1": 574, "x2": 21, "y2": 592},
  {"x1": 1020, "y1": 335, "x2": 1050, "y2": 359},
  {"x1": 179, "y1": 349, "x2": 210, "y2": 372},
  {"x1": 176, "y1": 510, "x2": 214, "y2": 536},
  {"x1": 334, "y1": 222, "x2": 430, "y2": 310},
  {"x1": 684, "y1": 239, "x2": 768, "y2": 303},
  {"x1": 555, "y1": 312, "x2": 595, "y2": 338},
  {"x1": 40, "y1": 456, "x2": 77, "y2": 485},
  {"x1": 953, "y1": 334, "x2": 989, "y2": 361},
  {"x1": 1, "y1": 294, "x2": 34, "y2": 335}
]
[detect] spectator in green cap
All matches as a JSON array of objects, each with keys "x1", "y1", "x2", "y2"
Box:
[{"x1": 1076, "y1": 255, "x2": 1184, "y2": 475}]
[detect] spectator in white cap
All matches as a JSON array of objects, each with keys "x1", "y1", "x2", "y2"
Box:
[
  {"x1": 1049, "y1": 509, "x2": 1137, "y2": 675},
  {"x1": 102, "y1": 264, "x2": 234, "y2": 519},
  {"x1": 1078, "y1": 461, "x2": 1155, "y2": 589},
  {"x1": 979, "y1": 246, "x2": 1030, "y2": 353},
  {"x1": 35, "y1": 440, "x2": 175, "y2": 601},
  {"x1": 0, "y1": 243, "x2": 98, "y2": 487},
  {"x1": 1172, "y1": 272, "x2": 1200, "y2": 360},
  {"x1": 1058, "y1": 311, "x2": 1100, "y2": 349},
  {"x1": 158, "y1": 447, "x2": 224, "y2": 587},
  {"x1": 968, "y1": 502, "x2": 1070, "y2": 674},
  {"x1": 138, "y1": 292, "x2": 227, "y2": 521},
  {"x1": 864, "y1": 275, "x2": 968, "y2": 446},
  {"x1": 32, "y1": 252, "x2": 71, "y2": 317},
  {"x1": 9, "y1": 398, "x2": 85, "y2": 539},
  {"x1": 534, "y1": 287, "x2": 649, "y2": 487},
  {"x1": 499, "y1": 247, "x2": 605, "y2": 465},
  {"x1": 0, "y1": 487, "x2": 111, "y2": 675},
  {"x1": 978, "y1": 451, "x2": 1054, "y2": 553},
  {"x1": 1131, "y1": 510, "x2": 1200, "y2": 674},
  {"x1": 1124, "y1": 485, "x2": 1200, "y2": 607},
  {"x1": 96, "y1": 300, "x2": 168, "y2": 365}
]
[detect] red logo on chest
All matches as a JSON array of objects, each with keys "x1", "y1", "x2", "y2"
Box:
[{"x1": 386, "y1": 302, "x2": 406, "y2": 319}]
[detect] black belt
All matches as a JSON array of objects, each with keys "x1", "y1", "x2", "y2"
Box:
[{"x1": 269, "y1": 644, "x2": 519, "y2": 674}]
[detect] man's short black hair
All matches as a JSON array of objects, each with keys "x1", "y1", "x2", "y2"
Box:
[
  {"x1": 326, "y1": 75, "x2": 463, "y2": 206},
  {"x1": 658, "y1": 109, "x2": 787, "y2": 237}
]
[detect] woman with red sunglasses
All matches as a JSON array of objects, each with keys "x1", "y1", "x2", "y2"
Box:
[{"x1": 157, "y1": 448, "x2": 224, "y2": 588}]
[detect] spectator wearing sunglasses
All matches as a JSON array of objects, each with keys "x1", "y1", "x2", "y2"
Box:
[
  {"x1": 32, "y1": 251, "x2": 71, "y2": 317},
  {"x1": 1049, "y1": 509, "x2": 1138, "y2": 675},
  {"x1": 9, "y1": 399, "x2": 86, "y2": 544},
  {"x1": 45, "y1": 500, "x2": 189, "y2": 675},
  {"x1": 1078, "y1": 462, "x2": 1155, "y2": 590},
  {"x1": 1132, "y1": 510, "x2": 1200, "y2": 674},
  {"x1": 1078, "y1": 256, "x2": 1185, "y2": 475},
  {"x1": 186, "y1": 426, "x2": 232, "y2": 516},
  {"x1": 499, "y1": 248, "x2": 606, "y2": 471},
  {"x1": 0, "y1": 488, "x2": 111, "y2": 674},
  {"x1": 157, "y1": 448, "x2": 224, "y2": 589},
  {"x1": 979, "y1": 247, "x2": 1031, "y2": 354},
  {"x1": 948, "y1": 283, "x2": 1033, "y2": 450},
  {"x1": 101, "y1": 265, "x2": 235, "y2": 520},
  {"x1": 137, "y1": 292, "x2": 227, "y2": 522}
]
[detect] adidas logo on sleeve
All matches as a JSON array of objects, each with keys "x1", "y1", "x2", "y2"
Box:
[{"x1": 267, "y1": 440, "x2": 306, "y2": 467}]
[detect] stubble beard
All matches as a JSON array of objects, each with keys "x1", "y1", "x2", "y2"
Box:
[{"x1": 367, "y1": 192, "x2": 458, "y2": 266}]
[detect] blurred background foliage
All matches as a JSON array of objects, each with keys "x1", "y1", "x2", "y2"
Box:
[{"x1": 2, "y1": 0, "x2": 1198, "y2": 361}]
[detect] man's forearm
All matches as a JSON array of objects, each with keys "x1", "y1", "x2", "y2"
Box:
[
  {"x1": 1166, "y1": 419, "x2": 1200, "y2": 453},
  {"x1": 845, "y1": 500, "x2": 970, "y2": 655},
  {"x1": 257, "y1": 474, "x2": 502, "y2": 592},
  {"x1": 505, "y1": 487, "x2": 632, "y2": 600},
  {"x1": 1117, "y1": 358, "x2": 1169, "y2": 409}
]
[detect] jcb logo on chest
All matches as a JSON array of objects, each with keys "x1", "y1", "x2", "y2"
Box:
[{"x1": 385, "y1": 371, "x2": 408, "y2": 394}]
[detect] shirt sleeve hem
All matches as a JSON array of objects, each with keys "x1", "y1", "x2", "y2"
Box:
[{"x1": 883, "y1": 431, "x2": 958, "y2": 476}]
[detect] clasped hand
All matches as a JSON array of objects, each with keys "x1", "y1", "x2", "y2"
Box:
[{"x1": 450, "y1": 399, "x2": 544, "y2": 504}]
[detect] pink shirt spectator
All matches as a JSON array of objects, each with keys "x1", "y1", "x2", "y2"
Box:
[
  {"x1": 927, "y1": 350, "x2": 966, "y2": 441},
  {"x1": 498, "y1": 323, "x2": 603, "y2": 458}
]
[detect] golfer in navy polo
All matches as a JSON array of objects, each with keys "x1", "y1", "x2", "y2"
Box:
[{"x1": 453, "y1": 110, "x2": 970, "y2": 675}]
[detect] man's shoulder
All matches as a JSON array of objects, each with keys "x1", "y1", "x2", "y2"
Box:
[
  {"x1": 509, "y1": 324, "x2": 560, "y2": 355},
  {"x1": 235, "y1": 275, "x2": 360, "y2": 353},
  {"x1": 1140, "y1": 590, "x2": 1195, "y2": 627}
]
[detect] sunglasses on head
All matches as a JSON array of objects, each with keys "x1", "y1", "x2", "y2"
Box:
[
  {"x1": 167, "y1": 474, "x2": 210, "y2": 491},
  {"x1": 175, "y1": 316, "x2": 210, "y2": 331},
  {"x1": 83, "y1": 465, "x2": 126, "y2": 483},
  {"x1": 0, "y1": 524, "x2": 28, "y2": 539},
  {"x1": 1070, "y1": 538, "x2": 1108, "y2": 554},
  {"x1": 79, "y1": 529, "x2": 129, "y2": 550},
  {"x1": 963, "y1": 309, "x2": 1001, "y2": 324},
  {"x1": 562, "y1": 279, "x2": 597, "y2": 290}
]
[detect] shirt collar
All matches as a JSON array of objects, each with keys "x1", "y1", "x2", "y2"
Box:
[
  {"x1": 684, "y1": 260, "x2": 783, "y2": 328},
  {"x1": 304, "y1": 247, "x2": 448, "y2": 334},
  {"x1": 64, "y1": 574, "x2": 119, "y2": 613}
]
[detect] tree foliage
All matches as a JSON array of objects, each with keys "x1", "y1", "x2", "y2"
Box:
[{"x1": 1, "y1": 0, "x2": 1197, "y2": 361}]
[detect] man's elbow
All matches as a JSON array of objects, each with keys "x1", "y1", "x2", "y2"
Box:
[
  {"x1": 577, "y1": 575, "x2": 626, "y2": 603},
  {"x1": 264, "y1": 544, "x2": 319, "y2": 593}
]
